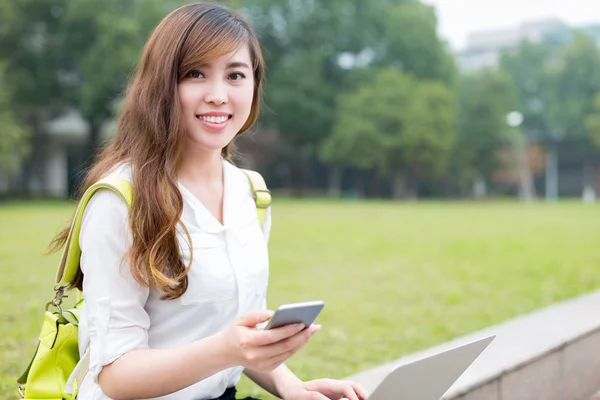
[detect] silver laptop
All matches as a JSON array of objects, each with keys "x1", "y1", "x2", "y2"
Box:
[{"x1": 367, "y1": 335, "x2": 495, "y2": 400}]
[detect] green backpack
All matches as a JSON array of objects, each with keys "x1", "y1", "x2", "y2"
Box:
[{"x1": 17, "y1": 170, "x2": 271, "y2": 399}]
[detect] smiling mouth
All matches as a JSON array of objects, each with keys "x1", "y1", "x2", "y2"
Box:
[{"x1": 196, "y1": 115, "x2": 232, "y2": 124}]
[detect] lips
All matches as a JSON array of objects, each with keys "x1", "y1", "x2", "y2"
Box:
[
  {"x1": 196, "y1": 114, "x2": 232, "y2": 124},
  {"x1": 195, "y1": 113, "x2": 233, "y2": 132}
]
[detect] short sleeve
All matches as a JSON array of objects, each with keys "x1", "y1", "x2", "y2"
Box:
[{"x1": 79, "y1": 189, "x2": 151, "y2": 383}]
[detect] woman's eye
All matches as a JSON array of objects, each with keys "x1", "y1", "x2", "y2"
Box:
[
  {"x1": 188, "y1": 70, "x2": 203, "y2": 79},
  {"x1": 229, "y1": 72, "x2": 246, "y2": 81}
]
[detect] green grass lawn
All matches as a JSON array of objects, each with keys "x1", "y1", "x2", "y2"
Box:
[{"x1": 1, "y1": 199, "x2": 599, "y2": 399}]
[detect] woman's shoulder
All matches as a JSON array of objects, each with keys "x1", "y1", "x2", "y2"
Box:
[
  {"x1": 224, "y1": 159, "x2": 268, "y2": 196},
  {"x1": 82, "y1": 162, "x2": 133, "y2": 226},
  {"x1": 104, "y1": 161, "x2": 133, "y2": 183},
  {"x1": 224, "y1": 159, "x2": 254, "y2": 193}
]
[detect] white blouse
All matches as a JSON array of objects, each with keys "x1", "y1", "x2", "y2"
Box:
[{"x1": 74, "y1": 159, "x2": 272, "y2": 400}]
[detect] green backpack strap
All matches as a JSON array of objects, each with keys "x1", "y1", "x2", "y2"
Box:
[
  {"x1": 241, "y1": 169, "x2": 271, "y2": 226},
  {"x1": 55, "y1": 175, "x2": 133, "y2": 289}
]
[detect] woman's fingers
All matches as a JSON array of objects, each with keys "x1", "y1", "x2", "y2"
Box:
[
  {"x1": 251, "y1": 323, "x2": 306, "y2": 346},
  {"x1": 261, "y1": 325, "x2": 321, "y2": 367},
  {"x1": 350, "y1": 381, "x2": 368, "y2": 400},
  {"x1": 340, "y1": 385, "x2": 359, "y2": 400}
]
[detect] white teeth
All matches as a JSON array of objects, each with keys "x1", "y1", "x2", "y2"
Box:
[{"x1": 199, "y1": 115, "x2": 229, "y2": 124}]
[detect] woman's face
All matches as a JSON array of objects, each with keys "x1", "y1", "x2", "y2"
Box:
[{"x1": 178, "y1": 45, "x2": 255, "y2": 154}]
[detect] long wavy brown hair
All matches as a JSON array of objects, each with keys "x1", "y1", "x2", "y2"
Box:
[{"x1": 49, "y1": 2, "x2": 266, "y2": 300}]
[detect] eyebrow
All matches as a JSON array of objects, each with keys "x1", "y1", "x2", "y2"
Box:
[
  {"x1": 226, "y1": 61, "x2": 251, "y2": 70},
  {"x1": 199, "y1": 61, "x2": 251, "y2": 70}
]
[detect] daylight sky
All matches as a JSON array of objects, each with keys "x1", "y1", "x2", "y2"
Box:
[{"x1": 421, "y1": 0, "x2": 599, "y2": 50}]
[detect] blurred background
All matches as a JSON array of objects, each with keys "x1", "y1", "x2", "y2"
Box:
[
  {"x1": 1, "y1": 1, "x2": 600, "y2": 399},
  {"x1": 1, "y1": 0, "x2": 599, "y2": 201}
]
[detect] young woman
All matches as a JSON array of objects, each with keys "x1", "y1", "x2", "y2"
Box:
[{"x1": 52, "y1": 2, "x2": 367, "y2": 400}]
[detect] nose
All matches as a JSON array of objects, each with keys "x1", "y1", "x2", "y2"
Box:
[{"x1": 204, "y1": 80, "x2": 228, "y2": 105}]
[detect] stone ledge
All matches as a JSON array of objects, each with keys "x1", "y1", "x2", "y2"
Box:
[{"x1": 345, "y1": 289, "x2": 600, "y2": 399}]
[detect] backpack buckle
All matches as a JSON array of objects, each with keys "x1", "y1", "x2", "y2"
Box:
[
  {"x1": 45, "y1": 286, "x2": 67, "y2": 317},
  {"x1": 253, "y1": 189, "x2": 271, "y2": 209}
]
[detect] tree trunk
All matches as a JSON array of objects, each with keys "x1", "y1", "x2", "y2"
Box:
[
  {"x1": 355, "y1": 170, "x2": 366, "y2": 199},
  {"x1": 406, "y1": 172, "x2": 418, "y2": 199},
  {"x1": 545, "y1": 143, "x2": 559, "y2": 201},
  {"x1": 300, "y1": 155, "x2": 314, "y2": 197},
  {"x1": 21, "y1": 116, "x2": 48, "y2": 197},
  {"x1": 371, "y1": 170, "x2": 382, "y2": 198},
  {"x1": 392, "y1": 170, "x2": 405, "y2": 199},
  {"x1": 328, "y1": 165, "x2": 343, "y2": 198},
  {"x1": 473, "y1": 173, "x2": 487, "y2": 199},
  {"x1": 582, "y1": 158, "x2": 596, "y2": 204},
  {"x1": 513, "y1": 132, "x2": 536, "y2": 201}
]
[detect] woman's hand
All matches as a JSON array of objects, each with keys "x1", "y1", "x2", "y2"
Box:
[
  {"x1": 282, "y1": 379, "x2": 368, "y2": 400},
  {"x1": 218, "y1": 310, "x2": 321, "y2": 372}
]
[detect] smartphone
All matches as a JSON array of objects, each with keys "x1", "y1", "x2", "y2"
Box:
[{"x1": 264, "y1": 300, "x2": 325, "y2": 330}]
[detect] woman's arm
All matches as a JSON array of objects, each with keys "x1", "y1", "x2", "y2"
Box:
[
  {"x1": 98, "y1": 334, "x2": 232, "y2": 399},
  {"x1": 243, "y1": 364, "x2": 304, "y2": 398},
  {"x1": 242, "y1": 326, "x2": 367, "y2": 400},
  {"x1": 100, "y1": 312, "x2": 313, "y2": 399},
  {"x1": 242, "y1": 323, "x2": 321, "y2": 399}
]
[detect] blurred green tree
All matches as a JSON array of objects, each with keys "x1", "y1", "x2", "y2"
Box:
[
  {"x1": 245, "y1": 0, "x2": 455, "y2": 192},
  {"x1": 455, "y1": 69, "x2": 516, "y2": 197},
  {"x1": 551, "y1": 32, "x2": 600, "y2": 192},
  {"x1": 376, "y1": 1, "x2": 457, "y2": 84},
  {"x1": 322, "y1": 67, "x2": 456, "y2": 198},
  {"x1": 0, "y1": 0, "x2": 68, "y2": 192},
  {"x1": 551, "y1": 33, "x2": 600, "y2": 143},
  {"x1": 585, "y1": 93, "x2": 600, "y2": 150},
  {"x1": 500, "y1": 41, "x2": 555, "y2": 142},
  {"x1": 0, "y1": 0, "x2": 183, "y2": 194},
  {"x1": 500, "y1": 40, "x2": 561, "y2": 200},
  {"x1": 0, "y1": 64, "x2": 29, "y2": 182}
]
